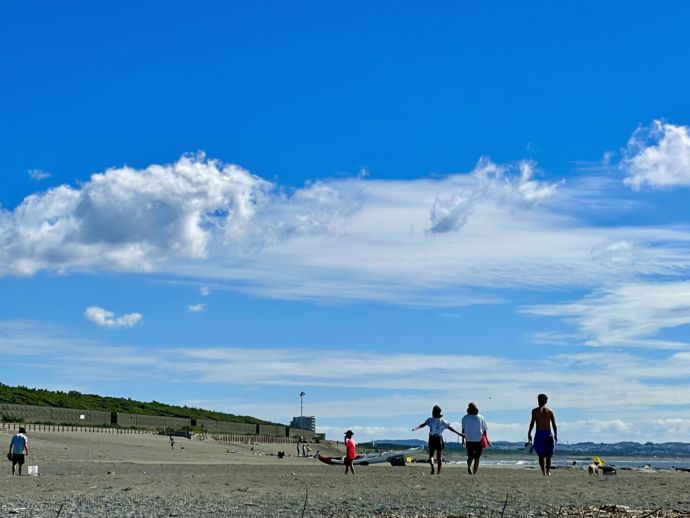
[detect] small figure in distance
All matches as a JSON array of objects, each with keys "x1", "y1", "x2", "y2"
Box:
[
  {"x1": 412, "y1": 405, "x2": 464, "y2": 475},
  {"x1": 344, "y1": 430, "x2": 356, "y2": 475},
  {"x1": 462, "y1": 402, "x2": 488, "y2": 475},
  {"x1": 9, "y1": 426, "x2": 29, "y2": 476},
  {"x1": 527, "y1": 393, "x2": 558, "y2": 476},
  {"x1": 169, "y1": 435, "x2": 175, "y2": 450}
]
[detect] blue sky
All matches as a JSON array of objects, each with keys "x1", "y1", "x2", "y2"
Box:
[{"x1": 2, "y1": 1, "x2": 690, "y2": 442}]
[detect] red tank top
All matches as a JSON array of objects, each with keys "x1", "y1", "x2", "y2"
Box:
[{"x1": 346, "y1": 438, "x2": 357, "y2": 459}]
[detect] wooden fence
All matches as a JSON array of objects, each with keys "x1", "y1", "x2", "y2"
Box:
[
  {"x1": 1, "y1": 422, "x2": 310, "y2": 442},
  {"x1": 1, "y1": 422, "x2": 151, "y2": 434},
  {"x1": 212, "y1": 433, "x2": 296, "y2": 444}
]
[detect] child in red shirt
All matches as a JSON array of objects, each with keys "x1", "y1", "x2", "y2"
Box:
[{"x1": 344, "y1": 430, "x2": 356, "y2": 475}]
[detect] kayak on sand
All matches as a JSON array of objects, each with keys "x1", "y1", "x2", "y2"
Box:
[{"x1": 317, "y1": 447, "x2": 422, "y2": 466}]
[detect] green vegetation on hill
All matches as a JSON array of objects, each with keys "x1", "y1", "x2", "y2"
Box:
[{"x1": 0, "y1": 383, "x2": 273, "y2": 425}]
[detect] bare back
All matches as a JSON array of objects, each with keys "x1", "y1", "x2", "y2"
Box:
[{"x1": 531, "y1": 406, "x2": 555, "y2": 431}]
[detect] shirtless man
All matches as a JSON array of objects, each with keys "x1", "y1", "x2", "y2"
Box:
[{"x1": 527, "y1": 394, "x2": 558, "y2": 476}]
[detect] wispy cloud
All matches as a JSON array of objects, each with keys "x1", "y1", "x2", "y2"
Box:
[
  {"x1": 83, "y1": 307, "x2": 142, "y2": 329},
  {"x1": 4, "y1": 320, "x2": 690, "y2": 425},
  {"x1": 187, "y1": 303, "x2": 206, "y2": 313},
  {"x1": 429, "y1": 159, "x2": 559, "y2": 234},
  {"x1": 27, "y1": 169, "x2": 52, "y2": 181},
  {"x1": 317, "y1": 418, "x2": 690, "y2": 443},
  {"x1": 2, "y1": 124, "x2": 690, "y2": 307},
  {"x1": 523, "y1": 281, "x2": 690, "y2": 349}
]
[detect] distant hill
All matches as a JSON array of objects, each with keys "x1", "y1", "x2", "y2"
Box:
[
  {"x1": 0, "y1": 383, "x2": 274, "y2": 425},
  {"x1": 362, "y1": 438, "x2": 690, "y2": 457}
]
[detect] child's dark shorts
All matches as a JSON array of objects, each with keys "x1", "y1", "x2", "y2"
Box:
[
  {"x1": 428, "y1": 434, "x2": 444, "y2": 454},
  {"x1": 11, "y1": 454, "x2": 25, "y2": 466}
]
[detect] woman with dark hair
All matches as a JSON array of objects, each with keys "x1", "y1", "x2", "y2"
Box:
[
  {"x1": 412, "y1": 405, "x2": 464, "y2": 475},
  {"x1": 462, "y1": 402, "x2": 488, "y2": 475}
]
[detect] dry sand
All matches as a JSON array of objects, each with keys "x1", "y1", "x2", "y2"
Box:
[{"x1": 2, "y1": 429, "x2": 690, "y2": 517}]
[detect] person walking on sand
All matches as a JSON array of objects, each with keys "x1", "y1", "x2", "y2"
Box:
[
  {"x1": 344, "y1": 430, "x2": 356, "y2": 475},
  {"x1": 8, "y1": 426, "x2": 29, "y2": 476},
  {"x1": 169, "y1": 435, "x2": 175, "y2": 450},
  {"x1": 527, "y1": 393, "x2": 558, "y2": 476},
  {"x1": 412, "y1": 405, "x2": 464, "y2": 475},
  {"x1": 462, "y1": 402, "x2": 488, "y2": 475}
]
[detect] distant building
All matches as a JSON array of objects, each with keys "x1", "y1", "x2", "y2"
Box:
[{"x1": 290, "y1": 415, "x2": 316, "y2": 432}]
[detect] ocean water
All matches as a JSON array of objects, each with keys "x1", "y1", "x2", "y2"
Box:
[{"x1": 453, "y1": 457, "x2": 690, "y2": 470}]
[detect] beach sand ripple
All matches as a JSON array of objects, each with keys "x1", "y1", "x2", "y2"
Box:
[{"x1": 2, "y1": 431, "x2": 690, "y2": 517}]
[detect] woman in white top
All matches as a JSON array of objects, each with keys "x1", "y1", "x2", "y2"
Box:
[
  {"x1": 412, "y1": 405, "x2": 464, "y2": 475},
  {"x1": 461, "y1": 402, "x2": 488, "y2": 475}
]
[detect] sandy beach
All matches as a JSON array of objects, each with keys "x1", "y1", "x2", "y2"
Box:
[{"x1": 2, "y1": 430, "x2": 690, "y2": 517}]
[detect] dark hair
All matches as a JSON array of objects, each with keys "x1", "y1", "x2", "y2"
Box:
[
  {"x1": 538, "y1": 393, "x2": 548, "y2": 406},
  {"x1": 432, "y1": 405, "x2": 442, "y2": 418},
  {"x1": 19, "y1": 427, "x2": 26, "y2": 434},
  {"x1": 344, "y1": 430, "x2": 354, "y2": 436},
  {"x1": 467, "y1": 402, "x2": 479, "y2": 415}
]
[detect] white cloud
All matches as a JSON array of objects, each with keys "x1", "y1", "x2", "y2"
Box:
[
  {"x1": 429, "y1": 191, "x2": 474, "y2": 233},
  {"x1": 84, "y1": 306, "x2": 142, "y2": 329},
  {"x1": 4, "y1": 320, "x2": 690, "y2": 441},
  {"x1": 589, "y1": 240, "x2": 635, "y2": 266},
  {"x1": 187, "y1": 303, "x2": 205, "y2": 313},
  {"x1": 316, "y1": 425, "x2": 415, "y2": 443},
  {"x1": 1, "y1": 153, "x2": 271, "y2": 275},
  {"x1": 623, "y1": 120, "x2": 690, "y2": 189},
  {"x1": 28, "y1": 169, "x2": 52, "y2": 181},
  {"x1": 523, "y1": 281, "x2": 690, "y2": 349},
  {"x1": 319, "y1": 418, "x2": 690, "y2": 443},
  {"x1": 2, "y1": 150, "x2": 690, "y2": 306},
  {"x1": 200, "y1": 286, "x2": 211, "y2": 296},
  {"x1": 9, "y1": 318, "x2": 690, "y2": 407},
  {"x1": 538, "y1": 418, "x2": 690, "y2": 444},
  {"x1": 428, "y1": 158, "x2": 559, "y2": 234}
]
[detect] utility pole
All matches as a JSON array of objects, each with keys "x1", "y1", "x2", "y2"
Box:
[{"x1": 299, "y1": 391, "x2": 306, "y2": 417}]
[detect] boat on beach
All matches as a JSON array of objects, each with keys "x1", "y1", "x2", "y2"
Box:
[{"x1": 317, "y1": 447, "x2": 422, "y2": 466}]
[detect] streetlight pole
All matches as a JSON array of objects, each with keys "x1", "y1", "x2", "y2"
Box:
[{"x1": 299, "y1": 391, "x2": 306, "y2": 417}]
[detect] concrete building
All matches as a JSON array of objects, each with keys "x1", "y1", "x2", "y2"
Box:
[{"x1": 290, "y1": 415, "x2": 316, "y2": 432}]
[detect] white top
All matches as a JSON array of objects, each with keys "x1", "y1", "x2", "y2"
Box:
[
  {"x1": 425, "y1": 417, "x2": 450, "y2": 436},
  {"x1": 461, "y1": 414, "x2": 487, "y2": 442}
]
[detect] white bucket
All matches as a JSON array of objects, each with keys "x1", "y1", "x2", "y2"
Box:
[{"x1": 27, "y1": 465, "x2": 38, "y2": 476}]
